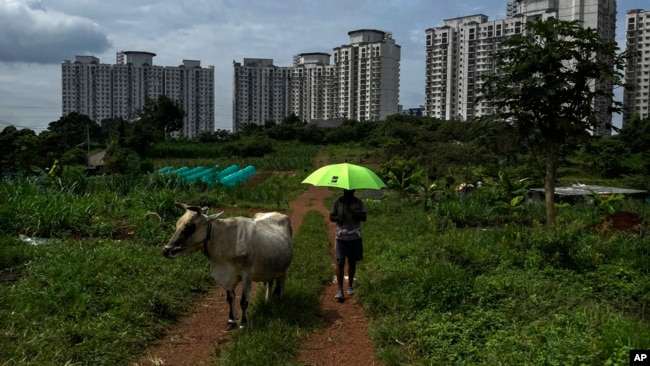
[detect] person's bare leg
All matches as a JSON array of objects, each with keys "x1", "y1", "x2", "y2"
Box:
[
  {"x1": 348, "y1": 260, "x2": 356, "y2": 289},
  {"x1": 336, "y1": 259, "x2": 345, "y2": 294},
  {"x1": 347, "y1": 260, "x2": 357, "y2": 295},
  {"x1": 336, "y1": 259, "x2": 349, "y2": 291}
]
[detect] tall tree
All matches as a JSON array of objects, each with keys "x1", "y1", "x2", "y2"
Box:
[
  {"x1": 0, "y1": 128, "x2": 42, "y2": 174},
  {"x1": 137, "y1": 95, "x2": 185, "y2": 140},
  {"x1": 479, "y1": 18, "x2": 630, "y2": 227},
  {"x1": 48, "y1": 112, "x2": 101, "y2": 151}
]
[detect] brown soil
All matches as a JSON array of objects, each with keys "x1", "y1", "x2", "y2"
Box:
[
  {"x1": 133, "y1": 159, "x2": 379, "y2": 365},
  {"x1": 599, "y1": 211, "x2": 644, "y2": 232}
]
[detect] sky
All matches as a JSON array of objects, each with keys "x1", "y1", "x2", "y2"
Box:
[{"x1": 0, "y1": 0, "x2": 646, "y2": 133}]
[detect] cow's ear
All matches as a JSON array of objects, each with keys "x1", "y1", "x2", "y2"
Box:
[
  {"x1": 201, "y1": 206, "x2": 209, "y2": 215},
  {"x1": 206, "y1": 212, "x2": 224, "y2": 221}
]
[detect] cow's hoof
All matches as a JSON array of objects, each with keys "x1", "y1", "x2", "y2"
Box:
[{"x1": 224, "y1": 321, "x2": 238, "y2": 331}]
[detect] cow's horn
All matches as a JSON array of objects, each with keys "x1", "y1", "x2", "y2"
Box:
[
  {"x1": 176, "y1": 202, "x2": 203, "y2": 214},
  {"x1": 186, "y1": 205, "x2": 203, "y2": 213}
]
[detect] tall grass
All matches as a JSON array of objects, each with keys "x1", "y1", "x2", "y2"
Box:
[
  {"x1": 0, "y1": 162, "x2": 306, "y2": 239},
  {"x1": 0, "y1": 237, "x2": 214, "y2": 365}
]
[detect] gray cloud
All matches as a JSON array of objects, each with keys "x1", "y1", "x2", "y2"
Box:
[{"x1": 0, "y1": 0, "x2": 111, "y2": 64}]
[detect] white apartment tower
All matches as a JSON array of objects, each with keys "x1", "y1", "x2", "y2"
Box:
[
  {"x1": 232, "y1": 58, "x2": 292, "y2": 131},
  {"x1": 164, "y1": 59, "x2": 215, "y2": 137},
  {"x1": 62, "y1": 51, "x2": 215, "y2": 138},
  {"x1": 334, "y1": 29, "x2": 401, "y2": 122},
  {"x1": 291, "y1": 53, "x2": 338, "y2": 121},
  {"x1": 623, "y1": 9, "x2": 650, "y2": 125},
  {"x1": 425, "y1": 0, "x2": 617, "y2": 135},
  {"x1": 62, "y1": 55, "x2": 113, "y2": 123},
  {"x1": 232, "y1": 29, "x2": 401, "y2": 130},
  {"x1": 110, "y1": 52, "x2": 164, "y2": 122}
]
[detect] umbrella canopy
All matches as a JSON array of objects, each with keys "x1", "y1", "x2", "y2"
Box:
[{"x1": 301, "y1": 163, "x2": 386, "y2": 190}]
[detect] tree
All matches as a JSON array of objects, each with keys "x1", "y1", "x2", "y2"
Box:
[
  {"x1": 13, "y1": 131, "x2": 40, "y2": 174},
  {"x1": 479, "y1": 18, "x2": 631, "y2": 227},
  {"x1": 100, "y1": 117, "x2": 127, "y2": 144},
  {"x1": 618, "y1": 114, "x2": 650, "y2": 154},
  {"x1": 0, "y1": 126, "x2": 20, "y2": 170},
  {"x1": 103, "y1": 118, "x2": 156, "y2": 174},
  {"x1": 238, "y1": 122, "x2": 264, "y2": 136},
  {"x1": 137, "y1": 95, "x2": 185, "y2": 140},
  {"x1": 0, "y1": 126, "x2": 51, "y2": 174},
  {"x1": 48, "y1": 112, "x2": 100, "y2": 151}
]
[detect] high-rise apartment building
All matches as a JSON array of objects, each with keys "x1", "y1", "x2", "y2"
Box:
[
  {"x1": 290, "y1": 53, "x2": 338, "y2": 122},
  {"x1": 232, "y1": 29, "x2": 401, "y2": 130},
  {"x1": 623, "y1": 9, "x2": 650, "y2": 125},
  {"x1": 62, "y1": 51, "x2": 215, "y2": 138},
  {"x1": 231, "y1": 58, "x2": 292, "y2": 131},
  {"x1": 506, "y1": 1, "x2": 521, "y2": 18},
  {"x1": 333, "y1": 29, "x2": 401, "y2": 122},
  {"x1": 425, "y1": 0, "x2": 617, "y2": 135}
]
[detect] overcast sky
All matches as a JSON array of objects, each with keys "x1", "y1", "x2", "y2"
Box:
[{"x1": 0, "y1": 0, "x2": 646, "y2": 133}]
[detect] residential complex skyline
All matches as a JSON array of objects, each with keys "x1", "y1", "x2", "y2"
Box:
[
  {"x1": 425, "y1": 0, "x2": 617, "y2": 135},
  {"x1": 50, "y1": 1, "x2": 650, "y2": 136},
  {"x1": 61, "y1": 51, "x2": 214, "y2": 138},
  {"x1": 232, "y1": 29, "x2": 400, "y2": 130},
  {"x1": 234, "y1": 0, "x2": 634, "y2": 136},
  {"x1": 2, "y1": 0, "x2": 648, "y2": 134}
]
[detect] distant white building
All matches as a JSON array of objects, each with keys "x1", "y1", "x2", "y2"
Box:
[
  {"x1": 334, "y1": 29, "x2": 401, "y2": 122},
  {"x1": 623, "y1": 8, "x2": 650, "y2": 125},
  {"x1": 62, "y1": 51, "x2": 215, "y2": 138},
  {"x1": 424, "y1": 0, "x2": 617, "y2": 135},
  {"x1": 231, "y1": 58, "x2": 292, "y2": 131},
  {"x1": 232, "y1": 29, "x2": 401, "y2": 130},
  {"x1": 291, "y1": 53, "x2": 338, "y2": 122}
]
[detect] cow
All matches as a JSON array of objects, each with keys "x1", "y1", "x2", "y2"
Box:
[{"x1": 163, "y1": 202, "x2": 293, "y2": 330}]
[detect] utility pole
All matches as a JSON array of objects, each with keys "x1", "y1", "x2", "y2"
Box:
[{"x1": 86, "y1": 121, "x2": 90, "y2": 166}]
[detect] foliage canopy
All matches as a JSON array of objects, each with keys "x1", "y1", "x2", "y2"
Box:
[{"x1": 479, "y1": 18, "x2": 632, "y2": 226}]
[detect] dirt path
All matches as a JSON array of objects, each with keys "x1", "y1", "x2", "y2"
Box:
[
  {"x1": 294, "y1": 185, "x2": 380, "y2": 366},
  {"x1": 134, "y1": 162, "x2": 379, "y2": 366}
]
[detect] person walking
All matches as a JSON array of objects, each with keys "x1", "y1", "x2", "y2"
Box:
[{"x1": 329, "y1": 189, "x2": 367, "y2": 301}]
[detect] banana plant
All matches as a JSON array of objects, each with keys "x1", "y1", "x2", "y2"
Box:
[
  {"x1": 588, "y1": 190, "x2": 624, "y2": 215},
  {"x1": 495, "y1": 169, "x2": 531, "y2": 214},
  {"x1": 386, "y1": 168, "x2": 424, "y2": 196}
]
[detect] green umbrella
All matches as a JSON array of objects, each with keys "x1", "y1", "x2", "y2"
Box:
[{"x1": 301, "y1": 163, "x2": 386, "y2": 190}]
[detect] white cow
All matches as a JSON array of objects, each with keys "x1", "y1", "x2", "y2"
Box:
[{"x1": 163, "y1": 202, "x2": 293, "y2": 330}]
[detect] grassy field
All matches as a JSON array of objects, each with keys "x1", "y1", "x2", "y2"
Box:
[
  {"x1": 359, "y1": 193, "x2": 650, "y2": 365},
  {"x1": 1, "y1": 142, "x2": 649, "y2": 365},
  {"x1": 0, "y1": 144, "x2": 319, "y2": 365}
]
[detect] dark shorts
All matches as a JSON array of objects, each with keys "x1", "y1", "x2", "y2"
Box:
[{"x1": 335, "y1": 238, "x2": 363, "y2": 262}]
